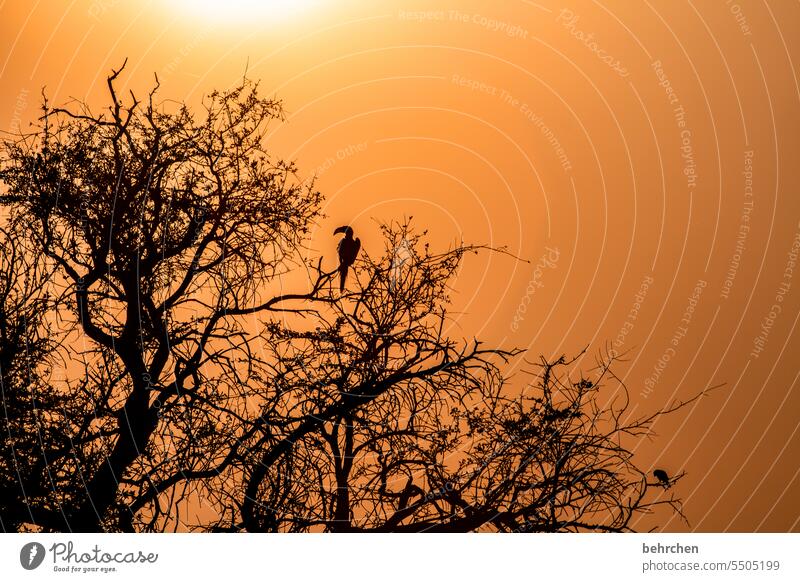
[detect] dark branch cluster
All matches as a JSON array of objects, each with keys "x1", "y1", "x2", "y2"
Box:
[{"x1": 0, "y1": 67, "x2": 702, "y2": 532}]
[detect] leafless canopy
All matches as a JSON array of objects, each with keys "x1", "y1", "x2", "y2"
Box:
[
  {"x1": 226, "y1": 227, "x2": 697, "y2": 532},
  {"x1": 1, "y1": 66, "x2": 702, "y2": 532}
]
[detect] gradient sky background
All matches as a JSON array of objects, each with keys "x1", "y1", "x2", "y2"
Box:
[{"x1": 1, "y1": 0, "x2": 799, "y2": 532}]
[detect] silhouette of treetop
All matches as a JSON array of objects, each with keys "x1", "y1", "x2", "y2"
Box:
[{"x1": 0, "y1": 65, "x2": 705, "y2": 532}]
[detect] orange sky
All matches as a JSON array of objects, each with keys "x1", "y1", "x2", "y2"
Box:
[{"x1": 1, "y1": 0, "x2": 799, "y2": 532}]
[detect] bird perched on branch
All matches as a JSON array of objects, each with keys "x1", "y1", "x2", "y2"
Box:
[
  {"x1": 334, "y1": 225, "x2": 361, "y2": 291},
  {"x1": 653, "y1": 469, "x2": 671, "y2": 488}
]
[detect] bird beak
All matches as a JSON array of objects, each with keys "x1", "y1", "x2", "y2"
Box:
[{"x1": 333, "y1": 226, "x2": 348, "y2": 235}]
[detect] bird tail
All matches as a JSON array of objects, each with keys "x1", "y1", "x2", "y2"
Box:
[{"x1": 339, "y1": 265, "x2": 348, "y2": 292}]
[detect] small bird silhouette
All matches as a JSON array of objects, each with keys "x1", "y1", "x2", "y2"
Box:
[
  {"x1": 334, "y1": 225, "x2": 361, "y2": 291},
  {"x1": 653, "y1": 469, "x2": 671, "y2": 488}
]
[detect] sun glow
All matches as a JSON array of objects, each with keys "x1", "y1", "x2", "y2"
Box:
[{"x1": 172, "y1": 0, "x2": 320, "y2": 25}]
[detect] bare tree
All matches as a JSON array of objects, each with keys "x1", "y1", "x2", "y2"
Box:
[
  {"x1": 1, "y1": 67, "x2": 703, "y2": 533},
  {"x1": 0, "y1": 63, "x2": 329, "y2": 531},
  {"x1": 225, "y1": 222, "x2": 701, "y2": 532}
]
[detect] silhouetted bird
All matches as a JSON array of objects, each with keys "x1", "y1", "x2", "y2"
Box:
[
  {"x1": 653, "y1": 469, "x2": 671, "y2": 488},
  {"x1": 334, "y1": 225, "x2": 361, "y2": 291}
]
